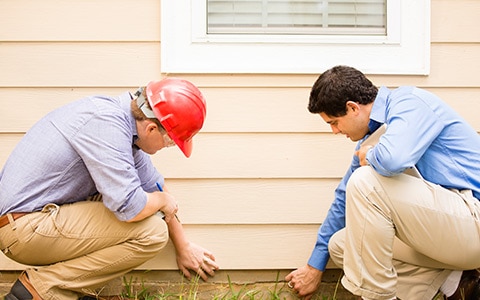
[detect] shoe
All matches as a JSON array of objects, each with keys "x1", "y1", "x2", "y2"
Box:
[
  {"x1": 5, "y1": 272, "x2": 42, "y2": 300},
  {"x1": 446, "y1": 269, "x2": 480, "y2": 300}
]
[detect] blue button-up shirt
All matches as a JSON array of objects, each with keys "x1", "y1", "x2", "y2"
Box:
[
  {"x1": 308, "y1": 86, "x2": 480, "y2": 271},
  {"x1": 0, "y1": 92, "x2": 164, "y2": 221}
]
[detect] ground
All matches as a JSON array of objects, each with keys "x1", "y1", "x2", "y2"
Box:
[{"x1": 0, "y1": 269, "x2": 361, "y2": 299}]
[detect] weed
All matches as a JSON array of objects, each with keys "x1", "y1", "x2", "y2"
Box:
[
  {"x1": 118, "y1": 271, "x2": 361, "y2": 300},
  {"x1": 122, "y1": 276, "x2": 157, "y2": 300}
]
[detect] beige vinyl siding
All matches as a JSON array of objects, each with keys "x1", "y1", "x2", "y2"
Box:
[
  {"x1": 0, "y1": 1, "x2": 161, "y2": 41},
  {"x1": 0, "y1": 0, "x2": 479, "y2": 272}
]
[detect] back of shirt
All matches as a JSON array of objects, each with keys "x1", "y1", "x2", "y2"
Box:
[
  {"x1": 0, "y1": 92, "x2": 163, "y2": 221},
  {"x1": 368, "y1": 86, "x2": 480, "y2": 199}
]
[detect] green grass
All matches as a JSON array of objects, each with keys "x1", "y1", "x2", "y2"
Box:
[
  {"x1": 117, "y1": 271, "x2": 345, "y2": 300},
  {"x1": 116, "y1": 272, "x2": 450, "y2": 300}
]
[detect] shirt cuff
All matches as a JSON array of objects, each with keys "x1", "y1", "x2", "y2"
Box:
[{"x1": 307, "y1": 247, "x2": 330, "y2": 271}]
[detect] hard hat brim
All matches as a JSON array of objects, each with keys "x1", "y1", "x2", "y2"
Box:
[{"x1": 173, "y1": 136, "x2": 193, "y2": 158}]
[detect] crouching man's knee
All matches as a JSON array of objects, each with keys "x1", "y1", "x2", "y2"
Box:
[
  {"x1": 346, "y1": 166, "x2": 377, "y2": 195},
  {"x1": 132, "y1": 215, "x2": 170, "y2": 259}
]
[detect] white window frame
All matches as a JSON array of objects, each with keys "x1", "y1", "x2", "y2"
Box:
[{"x1": 161, "y1": 0, "x2": 430, "y2": 75}]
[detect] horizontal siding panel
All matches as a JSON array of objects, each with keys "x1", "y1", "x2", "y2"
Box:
[
  {"x1": 431, "y1": 0, "x2": 480, "y2": 43},
  {"x1": 151, "y1": 133, "x2": 354, "y2": 179},
  {"x1": 0, "y1": 43, "x2": 161, "y2": 87},
  {"x1": 0, "y1": 44, "x2": 479, "y2": 87},
  {"x1": 167, "y1": 178, "x2": 337, "y2": 224},
  {"x1": 0, "y1": 0, "x2": 160, "y2": 42},
  {"x1": 202, "y1": 87, "x2": 323, "y2": 133},
  {"x1": 0, "y1": 133, "x2": 355, "y2": 179},
  {"x1": 2, "y1": 87, "x2": 480, "y2": 134},
  {"x1": 0, "y1": 224, "x2": 320, "y2": 270}
]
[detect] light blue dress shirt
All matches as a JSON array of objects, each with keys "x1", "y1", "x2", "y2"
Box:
[
  {"x1": 0, "y1": 92, "x2": 164, "y2": 221},
  {"x1": 308, "y1": 86, "x2": 480, "y2": 271}
]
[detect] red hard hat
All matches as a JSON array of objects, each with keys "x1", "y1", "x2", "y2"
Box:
[{"x1": 146, "y1": 78, "x2": 206, "y2": 158}]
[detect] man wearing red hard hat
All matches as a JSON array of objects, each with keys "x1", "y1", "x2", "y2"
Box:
[
  {"x1": 139, "y1": 78, "x2": 207, "y2": 158},
  {"x1": 0, "y1": 78, "x2": 218, "y2": 300}
]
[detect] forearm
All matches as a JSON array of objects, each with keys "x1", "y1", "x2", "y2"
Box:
[
  {"x1": 126, "y1": 191, "x2": 174, "y2": 223},
  {"x1": 167, "y1": 215, "x2": 189, "y2": 252},
  {"x1": 126, "y1": 192, "x2": 160, "y2": 222}
]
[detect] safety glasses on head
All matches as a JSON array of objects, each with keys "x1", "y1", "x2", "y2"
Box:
[
  {"x1": 133, "y1": 87, "x2": 156, "y2": 119},
  {"x1": 162, "y1": 131, "x2": 176, "y2": 148}
]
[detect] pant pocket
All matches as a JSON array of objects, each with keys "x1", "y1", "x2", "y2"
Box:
[{"x1": 0, "y1": 227, "x2": 19, "y2": 255}]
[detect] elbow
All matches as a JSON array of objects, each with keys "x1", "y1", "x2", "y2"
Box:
[{"x1": 372, "y1": 161, "x2": 413, "y2": 177}]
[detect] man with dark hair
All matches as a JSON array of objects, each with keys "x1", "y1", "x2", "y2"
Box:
[
  {"x1": 0, "y1": 78, "x2": 219, "y2": 300},
  {"x1": 286, "y1": 66, "x2": 480, "y2": 299}
]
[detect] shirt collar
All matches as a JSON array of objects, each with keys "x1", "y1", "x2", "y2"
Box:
[
  {"x1": 369, "y1": 86, "x2": 390, "y2": 132},
  {"x1": 118, "y1": 92, "x2": 139, "y2": 145}
]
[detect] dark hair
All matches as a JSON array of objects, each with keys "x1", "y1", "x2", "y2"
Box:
[{"x1": 308, "y1": 65, "x2": 378, "y2": 117}]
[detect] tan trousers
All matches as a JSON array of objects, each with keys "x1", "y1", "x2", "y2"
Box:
[
  {"x1": 328, "y1": 166, "x2": 480, "y2": 300},
  {"x1": 0, "y1": 201, "x2": 169, "y2": 300}
]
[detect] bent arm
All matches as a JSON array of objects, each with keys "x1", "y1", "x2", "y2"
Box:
[{"x1": 126, "y1": 190, "x2": 177, "y2": 223}]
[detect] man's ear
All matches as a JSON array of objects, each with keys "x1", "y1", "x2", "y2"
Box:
[
  {"x1": 346, "y1": 101, "x2": 361, "y2": 113},
  {"x1": 145, "y1": 121, "x2": 158, "y2": 134}
]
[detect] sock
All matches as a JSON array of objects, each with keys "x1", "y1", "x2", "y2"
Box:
[{"x1": 440, "y1": 270, "x2": 463, "y2": 297}]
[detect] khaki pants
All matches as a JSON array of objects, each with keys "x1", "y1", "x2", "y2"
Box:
[
  {"x1": 328, "y1": 166, "x2": 480, "y2": 300},
  {"x1": 0, "y1": 201, "x2": 169, "y2": 300}
]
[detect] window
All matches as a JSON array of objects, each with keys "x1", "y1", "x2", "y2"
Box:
[
  {"x1": 161, "y1": 0, "x2": 430, "y2": 74},
  {"x1": 207, "y1": 0, "x2": 386, "y2": 35}
]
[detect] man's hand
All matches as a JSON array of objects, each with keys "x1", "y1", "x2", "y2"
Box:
[
  {"x1": 158, "y1": 191, "x2": 179, "y2": 223},
  {"x1": 175, "y1": 241, "x2": 219, "y2": 281},
  {"x1": 355, "y1": 144, "x2": 373, "y2": 166},
  {"x1": 285, "y1": 265, "x2": 323, "y2": 299}
]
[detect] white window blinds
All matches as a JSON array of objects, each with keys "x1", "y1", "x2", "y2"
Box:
[{"x1": 207, "y1": 0, "x2": 386, "y2": 35}]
